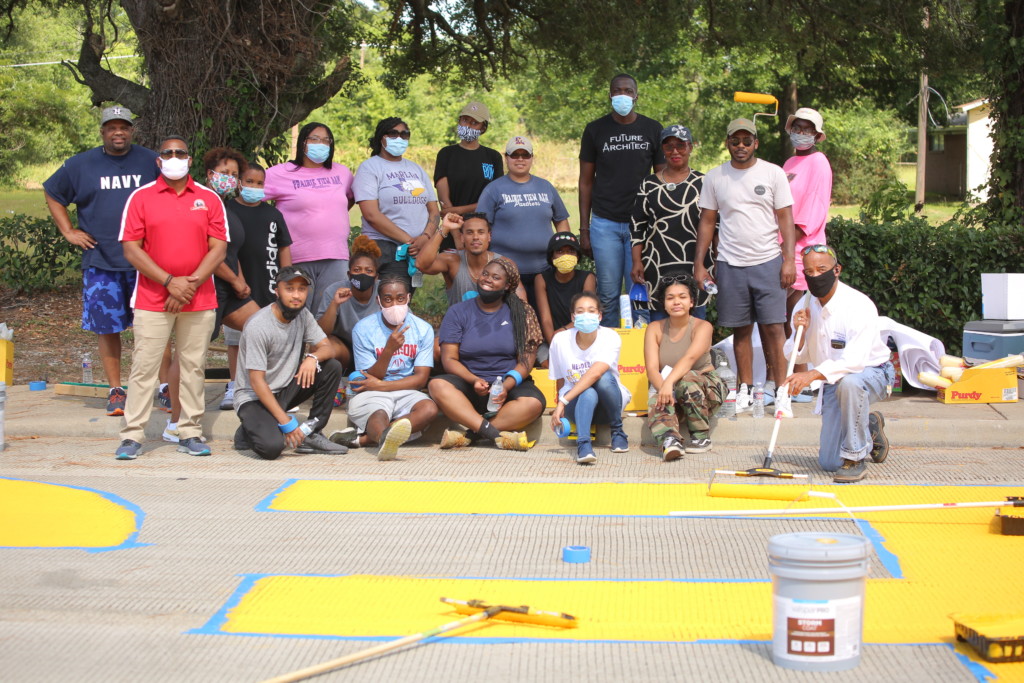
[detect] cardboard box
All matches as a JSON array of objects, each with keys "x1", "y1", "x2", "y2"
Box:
[
  {"x1": 936, "y1": 366, "x2": 1018, "y2": 404},
  {"x1": 982, "y1": 273, "x2": 1024, "y2": 320},
  {"x1": 532, "y1": 328, "x2": 650, "y2": 413},
  {"x1": 0, "y1": 339, "x2": 12, "y2": 385}
]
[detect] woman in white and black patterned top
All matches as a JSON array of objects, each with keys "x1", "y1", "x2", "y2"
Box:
[{"x1": 629, "y1": 124, "x2": 714, "y2": 320}]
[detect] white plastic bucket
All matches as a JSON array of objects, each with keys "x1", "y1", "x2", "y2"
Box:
[{"x1": 768, "y1": 532, "x2": 869, "y2": 671}]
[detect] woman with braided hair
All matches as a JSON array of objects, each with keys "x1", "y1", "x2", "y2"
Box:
[{"x1": 429, "y1": 256, "x2": 546, "y2": 451}]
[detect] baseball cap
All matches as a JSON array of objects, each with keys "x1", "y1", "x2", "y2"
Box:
[
  {"x1": 785, "y1": 107, "x2": 826, "y2": 140},
  {"x1": 505, "y1": 135, "x2": 534, "y2": 155},
  {"x1": 100, "y1": 106, "x2": 135, "y2": 126},
  {"x1": 546, "y1": 231, "x2": 582, "y2": 265},
  {"x1": 726, "y1": 118, "x2": 757, "y2": 137},
  {"x1": 660, "y1": 125, "x2": 693, "y2": 144},
  {"x1": 276, "y1": 265, "x2": 313, "y2": 285},
  {"x1": 459, "y1": 101, "x2": 491, "y2": 123}
]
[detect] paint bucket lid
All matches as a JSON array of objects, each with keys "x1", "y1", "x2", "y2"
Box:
[
  {"x1": 768, "y1": 533, "x2": 868, "y2": 563},
  {"x1": 29, "y1": 381, "x2": 47, "y2": 391}
]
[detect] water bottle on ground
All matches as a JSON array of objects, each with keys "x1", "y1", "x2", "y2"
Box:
[
  {"x1": 299, "y1": 416, "x2": 319, "y2": 437},
  {"x1": 703, "y1": 278, "x2": 718, "y2": 296},
  {"x1": 81, "y1": 353, "x2": 93, "y2": 384},
  {"x1": 486, "y1": 377, "x2": 504, "y2": 413},
  {"x1": 716, "y1": 359, "x2": 737, "y2": 420},
  {"x1": 752, "y1": 382, "x2": 765, "y2": 418}
]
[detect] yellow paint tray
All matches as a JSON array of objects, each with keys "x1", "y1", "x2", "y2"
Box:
[{"x1": 951, "y1": 613, "x2": 1024, "y2": 662}]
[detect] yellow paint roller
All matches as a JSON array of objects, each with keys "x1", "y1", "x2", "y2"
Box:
[
  {"x1": 708, "y1": 484, "x2": 837, "y2": 502},
  {"x1": 734, "y1": 91, "x2": 779, "y2": 106}
]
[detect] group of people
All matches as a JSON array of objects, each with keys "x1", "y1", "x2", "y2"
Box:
[{"x1": 43, "y1": 73, "x2": 894, "y2": 482}]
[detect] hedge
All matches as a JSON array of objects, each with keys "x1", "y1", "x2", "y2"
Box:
[{"x1": 0, "y1": 213, "x2": 81, "y2": 294}]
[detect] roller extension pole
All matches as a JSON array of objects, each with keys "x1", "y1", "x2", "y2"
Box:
[{"x1": 671, "y1": 499, "x2": 1024, "y2": 518}]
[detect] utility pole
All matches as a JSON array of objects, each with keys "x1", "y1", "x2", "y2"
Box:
[{"x1": 915, "y1": 7, "x2": 930, "y2": 212}]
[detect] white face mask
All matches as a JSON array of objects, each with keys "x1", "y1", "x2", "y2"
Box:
[
  {"x1": 380, "y1": 302, "x2": 409, "y2": 326},
  {"x1": 789, "y1": 132, "x2": 817, "y2": 151},
  {"x1": 160, "y1": 156, "x2": 190, "y2": 180}
]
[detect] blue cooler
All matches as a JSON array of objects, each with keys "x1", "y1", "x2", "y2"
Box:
[{"x1": 962, "y1": 319, "x2": 1024, "y2": 363}]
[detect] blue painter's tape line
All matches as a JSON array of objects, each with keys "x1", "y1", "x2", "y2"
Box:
[
  {"x1": 949, "y1": 645, "x2": 996, "y2": 682},
  {"x1": 254, "y1": 478, "x2": 300, "y2": 512},
  {"x1": 562, "y1": 545, "x2": 591, "y2": 563},
  {"x1": 855, "y1": 518, "x2": 903, "y2": 579},
  {"x1": 0, "y1": 476, "x2": 150, "y2": 552}
]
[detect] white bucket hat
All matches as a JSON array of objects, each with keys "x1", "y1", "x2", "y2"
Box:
[{"x1": 785, "y1": 107, "x2": 826, "y2": 140}]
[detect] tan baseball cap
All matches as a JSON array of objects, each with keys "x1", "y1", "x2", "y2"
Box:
[
  {"x1": 505, "y1": 135, "x2": 534, "y2": 155},
  {"x1": 459, "y1": 101, "x2": 491, "y2": 123},
  {"x1": 726, "y1": 118, "x2": 757, "y2": 137},
  {"x1": 785, "y1": 107, "x2": 826, "y2": 140}
]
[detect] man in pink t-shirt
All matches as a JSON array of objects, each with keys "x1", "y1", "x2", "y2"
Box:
[{"x1": 115, "y1": 135, "x2": 228, "y2": 461}]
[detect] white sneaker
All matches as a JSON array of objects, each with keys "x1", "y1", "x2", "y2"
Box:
[
  {"x1": 775, "y1": 393, "x2": 794, "y2": 419},
  {"x1": 162, "y1": 420, "x2": 207, "y2": 443},
  {"x1": 735, "y1": 383, "x2": 752, "y2": 413},
  {"x1": 219, "y1": 381, "x2": 235, "y2": 411}
]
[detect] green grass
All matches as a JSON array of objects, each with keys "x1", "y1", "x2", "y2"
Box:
[{"x1": 0, "y1": 189, "x2": 51, "y2": 219}]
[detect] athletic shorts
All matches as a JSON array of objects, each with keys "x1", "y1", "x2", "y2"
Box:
[
  {"x1": 223, "y1": 325, "x2": 241, "y2": 346},
  {"x1": 347, "y1": 388, "x2": 433, "y2": 432},
  {"x1": 431, "y1": 374, "x2": 547, "y2": 413},
  {"x1": 715, "y1": 256, "x2": 787, "y2": 327},
  {"x1": 82, "y1": 267, "x2": 136, "y2": 335}
]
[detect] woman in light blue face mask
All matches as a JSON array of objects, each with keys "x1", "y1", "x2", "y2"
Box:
[
  {"x1": 547, "y1": 291, "x2": 632, "y2": 464},
  {"x1": 262, "y1": 121, "x2": 356, "y2": 318},
  {"x1": 353, "y1": 117, "x2": 440, "y2": 286}
]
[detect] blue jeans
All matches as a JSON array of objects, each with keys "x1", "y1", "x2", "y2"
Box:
[
  {"x1": 565, "y1": 372, "x2": 625, "y2": 446},
  {"x1": 590, "y1": 215, "x2": 633, "y2": 327},
  {"x1": 818, "y1": 362, "x2": 894, "y2": 471}
]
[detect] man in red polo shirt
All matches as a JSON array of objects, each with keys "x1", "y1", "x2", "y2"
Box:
[{"x1": 115, "y1": 135, "x2": 228, "y2": 460}]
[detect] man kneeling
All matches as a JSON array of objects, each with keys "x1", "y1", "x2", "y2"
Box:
[
  {"x1": 783, "y1": 245, "x2": 892, "y2": 483},
  {"x1": 330, "y1": 274, "x2": 438, "y2": 460},
  {"x1": 233, "y1": 266, "x2": 347, "y2": 459}
]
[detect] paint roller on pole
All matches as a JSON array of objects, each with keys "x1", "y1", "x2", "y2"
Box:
[
  {"x1": 671, "y1": 496, "x2": 1024, "y2": 518},
  {"x1": 258, "y1": 597, "x2": 577, "y2": 683},
  {"x1": 734, "y1": 91, "x2": 779, "y2": 127}
]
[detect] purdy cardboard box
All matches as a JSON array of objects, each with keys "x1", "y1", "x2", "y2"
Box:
[
  {"x1": 0, "y1": 339, "x2": 12, "y2": 385},
  {"x1": 936, "y1": 366, "x2": 1018, "y2": 404}
]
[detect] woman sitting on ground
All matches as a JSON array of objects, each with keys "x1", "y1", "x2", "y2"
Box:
[
  {"x1": 549, "y1": 291, "x2": 631, "y2": 465},
  {"x1": 644, "y1": 273, "x2": 727, "y2": 461},
  {"x1": 429, "y1": 256, "x2": 545, "y2": 451}
]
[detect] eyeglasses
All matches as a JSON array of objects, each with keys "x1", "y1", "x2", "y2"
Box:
[
  {"x1": 507, "y1": 152, "x2": 532, "y2": 159},
  {"x1": 159, "y1": 149, "x2": 189, "y2": 159},
  {"x1": 306, "y1": 135, "x2": 332, "y2": 145},
  {"x1": 384, "y1": 130, "x2": 411, "y2": 140},
  {"x1": 801, "y1": 244, "x2": 838, "y2": 260},
  {"x1": 379, "y1": 293, "x2": 410, "y2": 305},
  {"x1": 727, "y1": 137, "x2": 755, "y2": 147}
]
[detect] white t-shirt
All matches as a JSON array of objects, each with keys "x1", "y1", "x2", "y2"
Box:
[
  {"x1": 698, "y1": 158, "x2": 793, "y2": 267},
  {"x1": 548, "y1": 327, "x2": 631, "y2": 408}
]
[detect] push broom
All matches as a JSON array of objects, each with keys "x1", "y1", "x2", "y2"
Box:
[
  {"x1": 258, "y1": 598, "x2": 577, "y2": 683},
  {"x1": 711, "y1": 293, "x2": 811, "y2": 485}
]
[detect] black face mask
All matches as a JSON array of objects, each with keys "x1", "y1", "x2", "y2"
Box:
[
  {"x1": 476, "y1": 285, "x2": 504, "y2": 304},
  {"x1": 349, "y1": 273, "x2": 376, "y2": 292},
  {"x1": 806, "y1": 267, "x2": 838, "y2": 298},
  {"x1": 278, "y1": 300, "x2": 304, "y2": 321}
]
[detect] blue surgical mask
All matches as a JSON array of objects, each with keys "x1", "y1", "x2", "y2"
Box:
[
  {"x1": 611, "y1": 95, "x2": 635, "y2": 117},
  {"x1": 239, "y1": 186, "x2": 265, "y2": 203},
  {"x1": 574, "y1": 312, "x2": 600, "y2": 334},
  {"x1": 790, "y1": 132, "x2": 817, "y2": 151},
  {"x1": 385, "y1": 138, "x2": 409, "y2": 157},
  {"x1": 305, "y1": 143, "x2": 330, "y2": 164}
]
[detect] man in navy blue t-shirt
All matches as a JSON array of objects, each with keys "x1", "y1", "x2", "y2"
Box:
[{"x1": 43, "y1": 106, "x2": 159, "y2": 416}]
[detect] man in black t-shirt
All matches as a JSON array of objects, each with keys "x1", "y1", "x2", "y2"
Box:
[
  {"x1": 433, "y1": 101, "x2": 504, "y2": 251},
  {"x1": 579, "y1": 74, "x2": 664, "y2": 327}
]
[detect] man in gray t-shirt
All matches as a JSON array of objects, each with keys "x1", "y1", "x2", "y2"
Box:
[{"x1": 233, "y1": 266, "x2": 347, "y2": 459}]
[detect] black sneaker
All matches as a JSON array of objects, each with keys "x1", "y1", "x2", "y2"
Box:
[
  {"x1": 662, "y1": 435, "x2": 685, "y2": 462},
  {"x1": 685, "y1": 437, "x2": 713, "y2": 454},
  {"x1": 869, "y1": 412, "x2": 889, "y2": 463},
  {"x1": 833, "y1": 458, "x2": 867, "y2": 483},
  {"x1": 328, "y1": 427, "x2": 360, "y2": 449}
]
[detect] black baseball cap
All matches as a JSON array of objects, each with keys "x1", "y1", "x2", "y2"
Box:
[
  {"x1": 546, "y1": 232, "x2": 582, "y2": 265},
  {"x1": 276, "y1": 266, "x2": 313, "y2": 285}
]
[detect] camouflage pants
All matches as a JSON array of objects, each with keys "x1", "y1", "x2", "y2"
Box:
[{"x1": 647, "y1": 369, "x2": 727, "y2": 441}]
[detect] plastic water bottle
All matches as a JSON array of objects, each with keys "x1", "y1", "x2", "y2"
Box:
[
  {"x1": 0, "y1": 381, "x2": 7, "y2": 451},
  {"x1": 487, "y1": 377, "x2": 504, "y2": 413},
  {"x1": 716, "y1": 359, "x2": 737, "y2": 419},
  {"x1": 81, "y1": 353, "x2": 93, "y2": 384},
  {"x1": 703, "y1": 278, "x2": 719, "y2": 296},
  {"x1": 752, "y1": 382, "x2": 765, "y2": 418},
  {"x1": 618, "y1": 294, "x2": 632, "y2": 329},
  {"x1": 299, "y1": 416, "x2": 319, "y2": 437}
]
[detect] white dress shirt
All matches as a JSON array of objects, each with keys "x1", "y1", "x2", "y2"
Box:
[{"x1": 786, "y1": 281, "x2": 891, "y2": 384}]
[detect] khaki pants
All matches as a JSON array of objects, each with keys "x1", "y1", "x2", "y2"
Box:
[{"x1": 120, "y1": 308, "x2": 216, "y2": 443}]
